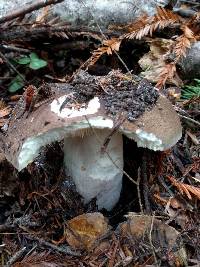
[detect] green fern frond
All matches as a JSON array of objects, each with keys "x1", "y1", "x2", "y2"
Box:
[{"x1": 181, "y1": 79, "x2": 200, "y2": 99}]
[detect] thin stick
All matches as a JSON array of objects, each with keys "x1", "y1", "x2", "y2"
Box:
[
  {"x1": 25, "y1": 235, "x2": 80, "y2": 257},
  {"x1": 101, "y1": 116, "x2": 126, "y2": 153},
  {"x1": 0, "y1": 51, "x2": 26, "y2": 82},
  {"x1": 179, "y1": 114, "x2": 200, "y2": 126},
  {"x1": 5, "y1": 247, "x2": 26, "y2": 267},
  {"x1": 142, "y1": 152, "x2": 151, "y2": 213},
  {"x1": 149, "y1": 215, "x2": 159, "y2": 267},
  {"x1": 0, "y1": 44, "x2": 30, "y2": 54},
  {"x1": 0, "y1": 0, "x2": 64, "y2": 24},
  {"x1": 137, "y1": 167, "x2": 144, "y2": 213}
]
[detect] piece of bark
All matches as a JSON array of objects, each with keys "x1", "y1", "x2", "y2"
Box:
[{"x1": 0, "y1": 0, "x2": 170, "y2": 30}]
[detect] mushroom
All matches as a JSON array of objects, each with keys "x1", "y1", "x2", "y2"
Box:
[{"x1": 1, "y1": 74, "x2": 182, "y2": 211}]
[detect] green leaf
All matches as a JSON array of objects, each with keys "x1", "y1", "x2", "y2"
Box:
[
  {"x1": 8, "y1": 75, "x2": 25, "y2": 93},
  {"x1": 29, "y1": 58, "x2": 47, "y2": 70},
  {"x1": 17, "y1": 56, "x2": 30, "y2": 65},
  {"x1": 29, "y1": 52, "x2": 39, "y2": 60}
]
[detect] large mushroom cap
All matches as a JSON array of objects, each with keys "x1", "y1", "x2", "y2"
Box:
[
  {"x1": 0, "y1": 71, "x2": 182, "y2": 171},
  {"x1": 1, "y1": 92, "x2": 181, "y2": 172}
]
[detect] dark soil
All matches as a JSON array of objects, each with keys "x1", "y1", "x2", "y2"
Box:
[{"x1": 64, "y1": 70, "x2": 159, "y2": 122}]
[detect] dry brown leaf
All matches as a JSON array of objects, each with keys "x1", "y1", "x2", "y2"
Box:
[
  {"x1": 10, "y1": 95, "x2": 22, "y2": 101},
  {"x1": 65, "y1": 213, "x2": 111, "y2": 250},
  {"x1": 139, "y1": 39, "x2": 171, "y2": 81}
]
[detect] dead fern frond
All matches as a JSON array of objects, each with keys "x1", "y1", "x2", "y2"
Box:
[
  {"x1": 88, "y1": 38, "x2": 121, "y2": 66},
  {"x1": 124, "y1": 7, "x2": 181, "y2": 40},
  {"x1": 155, "y1": 63, "x2": 176, "y2": 89},
  {"x1": 167, "y1": 176, "x2": 200, "y2": 201},
  {"x1": 174, "y1": 25, "x2": 196, "y2": 61}
]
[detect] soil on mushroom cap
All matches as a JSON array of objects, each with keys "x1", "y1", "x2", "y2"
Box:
[{"x1": 67, "y1": 70, "x2": 159, "y2": 122}]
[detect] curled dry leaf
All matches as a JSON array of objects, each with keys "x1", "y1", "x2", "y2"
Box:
[
  {"x1": 138, "y1": 39, "x2": 183, "y2": 87},
  {"x1": 64, "y1": 213, "x2": 111, "y2": 250}
]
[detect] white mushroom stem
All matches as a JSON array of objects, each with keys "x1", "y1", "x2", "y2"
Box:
[{"x1": 64, "y1": 129, "x2": 123, "y2": 210}]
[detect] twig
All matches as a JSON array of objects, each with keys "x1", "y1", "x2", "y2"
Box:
[
  {"x1": 101, "y1": 116, "x2": 126, "y2": 153},
  {"x1": 108, "y1": 238, "x2": 119, "y2": 267},
  {"x1": 0, "y1": 50, "x2": 26, "y2": 83},
  {"x1": 179, "y1": 114, "x2": 200, "y2": 126},
  {"x1": 0, "y1": 44, "x2": 30, "y2": 54},
  {"x1": 0, "y1": 0, "x2": 64, "y2": 24},
  {"x1": 0, "y1": 25, "x2": 119, "y2": 42},
  {"x1": 25, "y1": 235, "x2": 80, "y2": 257},
  {"x1": 142, "y1": 151, "x2": 151, "y2": 214},
  {"x1": 149, "y1": 215, "x2": 159, "y2": 266},
  {"x1": 5, "y1": 246, "x2": 26, "y2": 267},
  {"x1": 137, "y1": 167, "x2": 144, "y2": 213},
  {"x1": 0, "y1": 26, "x2": 70, "y2": 42},
  {"x1": 158, "y1": 175, "x2": 174, "y2": 197}
]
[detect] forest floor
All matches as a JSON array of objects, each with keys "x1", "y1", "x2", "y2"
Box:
[{"x1": 0, "y1": 0, "x2": 199, "y2": 266}]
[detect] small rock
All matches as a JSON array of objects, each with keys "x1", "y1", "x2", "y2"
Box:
[{"x1": 179, "y1": 41, "x2": 200, "y2": 79}]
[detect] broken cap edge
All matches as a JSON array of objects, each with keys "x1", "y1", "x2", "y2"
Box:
[{"x1": 120, "y1": 96, "x2": 182, "y2": 150}]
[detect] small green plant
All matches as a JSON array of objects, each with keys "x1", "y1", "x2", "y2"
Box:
[
  {"x1": 181, "y1": 79, "x2": 200, "y2": 100},
  {"x1": 8, "y1": 75, "x2": 25, "y2": 93},
  {"x1": 17, "y1": 52, "x2": 47, "y2": 70},
  {"x1": 8, "y1": 53, "x2": 47, "y2": 93}
]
